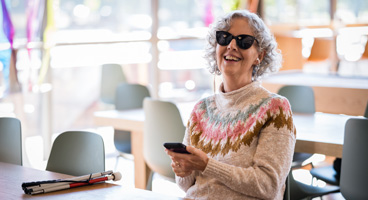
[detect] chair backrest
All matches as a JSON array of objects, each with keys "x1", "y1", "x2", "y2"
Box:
[
  {"x1": 100, "y1": 63, "x2": 127, "y2": 105},
  {"x1": 0, "y1": 117, "x2": 22, "y2": 165},
  {"x1": 143, "y1": 98, "x2": 186, "y2": 179},
  {"x1": 115, "y1": 83, "x2": 151, "y2": 110},
  {"x1": 340, "y1": 118, "x2": 368, "y2": 200},
  {"x1": 278, "y1": 85, "x2": 315, "y2": 114},
  {"x1": 46, "y1": 131, "x2": 105, "y2": 176},
  {"x1": 114, "y1": 83, "x2": 151, "y2": 155}
]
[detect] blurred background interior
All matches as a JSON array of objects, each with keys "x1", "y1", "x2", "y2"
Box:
[{"x1": 0, "y1": 0, "x2": 368, "y2": 198}]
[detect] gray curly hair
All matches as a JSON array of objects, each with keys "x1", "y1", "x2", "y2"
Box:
[{"x1": 204, "y1": 10, "x2": 282, "y2": 80}]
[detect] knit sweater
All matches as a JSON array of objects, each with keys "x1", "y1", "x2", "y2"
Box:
[{"x1": 176, "y1": 81, "x2": 296, "y2": 200}]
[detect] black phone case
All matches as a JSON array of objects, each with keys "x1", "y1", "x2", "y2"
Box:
[{"x1": 163, "y1": 143, "x2": 190, "y2": 154}]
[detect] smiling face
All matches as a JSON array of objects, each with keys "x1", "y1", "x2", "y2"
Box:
[{"x1": 216, "y1": 17, "x2": 262, "y2": 92}]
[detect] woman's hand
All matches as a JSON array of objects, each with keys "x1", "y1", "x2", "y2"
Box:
[{"x1": 165, "y1": 146, "x2": 209, "y2": 177}]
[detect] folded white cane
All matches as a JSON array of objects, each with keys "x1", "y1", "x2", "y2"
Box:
[{"x1": 22, "y1": 171, "x2": 121, "y2": 195}]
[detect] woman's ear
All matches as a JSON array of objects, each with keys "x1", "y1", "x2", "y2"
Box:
[
  {"x1": 258, "y1": 51, "x2": 265, "y2": 64},
  {"x1": 253, "y1": 51, "x2": 265, "y2": 66}
]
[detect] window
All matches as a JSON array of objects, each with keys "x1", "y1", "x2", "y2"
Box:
[
  {"x1": 336, "y1": 0, "x2": 368, "y2": 24},
  {"x1": 264, "y1": 0, "x2": 330, "y2": 26}
]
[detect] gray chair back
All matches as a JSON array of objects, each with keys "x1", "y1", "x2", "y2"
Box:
[
  {"x1": 114, "y1": 83, "x2": 151, "y2": 155},
  {"x1": 100, "y1": 63, "x2": 127, "y2": 104},
  {"x1": 143, "y1": 98, "x2": 186, "y2": 180},
  {"x1": 115, "y1": 83, "x2": 150, "y2": 110},
  {"x1": 0, "y1": 117, "x2": 22, "y2": 165},
  {"x1": 278, "y1": 85, "x2": 315, "y2": 114},
  {"x1": 340, "y1": 118, "x2": 368, "y2": 200},
  {"x1": 46, "y1": 131, "x2": 105, "y2": 176}
]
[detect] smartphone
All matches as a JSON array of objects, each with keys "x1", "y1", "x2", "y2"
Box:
[{"x1": 163, "y1": 142, "x2": 190, "y2": 154}]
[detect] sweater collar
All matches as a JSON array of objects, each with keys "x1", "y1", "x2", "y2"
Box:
[{"x1": 215, "y1": 81, "x2": 261, "y2": 109}]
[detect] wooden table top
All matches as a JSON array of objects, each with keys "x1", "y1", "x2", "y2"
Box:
[{"x1": 0, "y1": 162, "x2": 187, "y2": 200}]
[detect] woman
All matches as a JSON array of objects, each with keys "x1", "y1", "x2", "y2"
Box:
[{"x1": 165, "y1": 10, "x2": 296, "y2": 200}]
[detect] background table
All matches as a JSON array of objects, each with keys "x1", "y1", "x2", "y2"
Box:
[
  {"x1": 293, "y1": 112, "x2": 359, "y2": 158},
  {"x1": 94, "y1": 106, "x2": 358, "y2": 189},
  {"x1": 0, "y1": 162, "x2": 187, "y2": 200},
  {"x1": 94, "y1": 109, "x2": 148, "y2": 189}
]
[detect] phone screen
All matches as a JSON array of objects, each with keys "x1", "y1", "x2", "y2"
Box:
[{"x1": 163, "y1": 142, "x2": 190, "y2": 154}]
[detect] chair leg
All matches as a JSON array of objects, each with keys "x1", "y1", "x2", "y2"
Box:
[
  {"x1": 114, "y1": 155, "x2": 120, "y2": 172},
  {"x1": 146, "y1": 171, "x2": 154, "y2": 191}
]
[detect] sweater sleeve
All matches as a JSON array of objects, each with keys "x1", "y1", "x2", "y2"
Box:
[{"x1": 202, "y1": 98, "x2": 296, "y2": 199}]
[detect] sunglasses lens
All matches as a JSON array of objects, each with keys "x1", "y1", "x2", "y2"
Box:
[
  {"x1": 238, "y1": 36, "x2": 255, "y2": 49},
  {"x1": 216, "y1": 31, "x2": 231, "y2": 46}
]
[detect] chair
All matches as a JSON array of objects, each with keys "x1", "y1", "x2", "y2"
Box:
[
  {"x1": 100, "y1": 63, "x2": 127, "y2": 105},
  {"x1": 0, "y1": 117, "x2": 22, "y2": 165},
  {"x1": 113, "y1": 83, "x2": 150, "y2": 162},
  {"x1": 340, "y1": 118, "x2": 368, "y2": 200},
  {"x1": 143, "y1": 98, "x2": 186, "y2": 190},
  {"x1": 310, "y1": 164, "x2": 340, "y2": 186},
  {"x1": 278, "y1": 85, "x2": 315, "y2": 114},
  {"x1": 310, "y1": 100, "x2": 368, "y2": 186},
  {"x1": 289, "y1": 170, "x2": 340, "y2": 200},
  {"x1": 46, "y1": 131, "x2": 105, "y2": 176},
  {"x1": 278, "y1": 85, "x2": 315, "y2": 168}
]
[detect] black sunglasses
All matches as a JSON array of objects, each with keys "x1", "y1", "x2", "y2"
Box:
[{"x1": 216, "y1": 31, "x2": 258, "y2": 50}]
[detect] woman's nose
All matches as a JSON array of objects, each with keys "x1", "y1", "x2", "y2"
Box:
[{"x1": 227, "y1": 39, "x2": 238, "y2": 50}]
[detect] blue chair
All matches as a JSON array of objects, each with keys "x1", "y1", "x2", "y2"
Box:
[
  {"x1": 0, "y1": 117, "x2": 22, "y2": 165},
  {"x1": 46, "y1": 131, "x2": 105, "y2": 176},
  {"x1": 340, "y1": 118, "x2": 368, "y2": 200}
]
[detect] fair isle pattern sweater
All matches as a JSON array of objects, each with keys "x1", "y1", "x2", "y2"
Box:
[{"x1": 176, "y1": 81, "x2": 296, "y2": 200}]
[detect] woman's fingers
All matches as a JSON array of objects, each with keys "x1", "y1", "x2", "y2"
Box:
[
  {"x1": 166, "y1": 145, "x2": 209, "y2": 175},
  {"x1": 172, "y1": 165, "x2": 191, "y2": 177}
]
